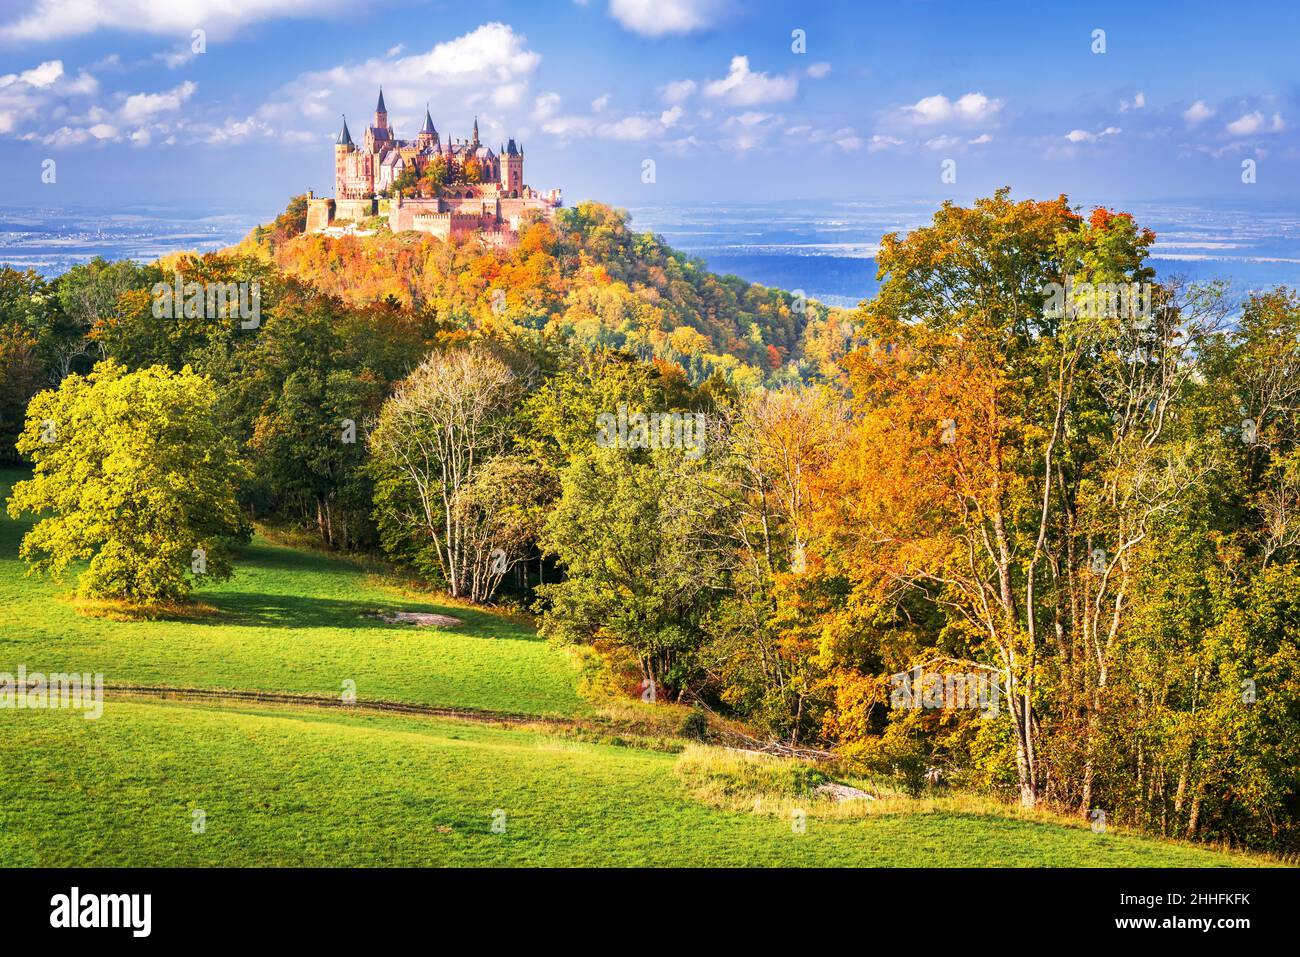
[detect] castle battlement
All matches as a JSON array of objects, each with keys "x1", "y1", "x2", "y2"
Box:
[{"x1": 306, "y1": 88, "x2": 561, "y2": 248}]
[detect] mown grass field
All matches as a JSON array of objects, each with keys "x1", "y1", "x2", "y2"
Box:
[
  {"x1": 0, "y1": 467, "x2": 1275, "y2": 867},
  {"x1": 0, "y1": 699, "x2": 1261, "y2": 867},
  {"x1": 0, "y1": 469, "x2": 586, "y2": 718}
]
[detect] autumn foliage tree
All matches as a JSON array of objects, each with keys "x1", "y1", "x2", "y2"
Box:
[{"x1": 811, "y1": 191, "x2": 1233, "y2": 810}]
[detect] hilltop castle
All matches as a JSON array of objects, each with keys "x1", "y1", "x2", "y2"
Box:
[{"x1": 306, "y1": 89, "x2": 561, "y2": 247}]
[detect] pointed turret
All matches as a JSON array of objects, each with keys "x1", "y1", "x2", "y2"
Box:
[
  {"x1": 471, "y1": 115, "x2": 480, "y2": 147},
  {"x1": 421, "y1": 104, "x2": 436, "y2": 135},
  {"x1": 501, "y1": 135, "x2": 523, "y2": 194},
  {"x1": 374, "y1": 88, "x2": 388, "y2": 131},
  {"x1": 336, "y1": 115, "x2": 353, "y2": 147}
]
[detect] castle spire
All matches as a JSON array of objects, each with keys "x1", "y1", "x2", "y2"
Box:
[
  {"x1": 421, "y1": 103, "x2": 436, "y2": 135},
  {"x1": 376, "y1": 88, "x2": 387, "y2": 115},
  {"x1": 336, "y1": 114, "x2": 353, "y2": 147},
  {"x1": 472, "y1": 115, "x2": 479, "y2": 146}
]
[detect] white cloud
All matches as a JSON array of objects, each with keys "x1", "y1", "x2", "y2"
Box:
[
  {"x1": 203, "y1": 115, "x2": 274, "y2": 144},
  {"x1": 0, "y1": 53, "x2": 271, "y2": 149},
  {"x1": 265, "y1": 23, "x2": 542, "y2": 134},
  {"x1": 805, "y1": 61, "x2": 831, "y2": 79},
  {"x1": 540, "y1": 87, "x2": 697, "y2": 144},
  {"x1": 659, "y1": 79, "x2": 697, "y2": 104},
  {"x1": 0, "y1": 0, "x2": 363, "y2": 42},
  {"x1": 62, "y1": 71, "x2": 98, "y2": 95},
  {"x1": 158, "y1": 49, "x2": 194, "y2": 70},
  {"x1": 1119, "y1": 91, "x2": 1145, "y2": 112},
  {"x1": 1064, "y1": 125, "x2": 1121, "y2": 143},
  {"x1": 663, "y1": 135, "x2": 701, "y2": 155},
  {"x1": 968, "y1": 133, "x2": 993, "y2": 144},
  {"x1": 902, "y1": 91, "x2": 1002, "y2": 125},
  {"x1": 540, "y1": 114, "x2": 595, "y2": 137},
  {"x1": 0, "y1": 58, "x2": 101, "y2": 142},
  {"x1": 867, "y1": 134, "x2": 904, "y2": 152},
  {"x1": 533, "y1": 92, "x2": 562, "y2": 120},
  {"x1": 703, "y1": 55, "x2": 797, "y2": 106},
  {"x1": 300, "y1": 89, "x2": 333, "y2": 118},
  {"x1": 121, "y1": 80, "x2": 195, "y2": 122},
  {"x1": 19, "y1": 60, "x2": 63, "y2": 87},
  {"x1": 546, "y1": 102, "x2": 689, "y2": 142},
  {"x1": 598, "y1": 114, "x2": 659, "y2": 140},
  {"x1": 784, "y1": 124, "x2": 862, "y2": 153},
  {"x1": 1183, "y1": 100, "x2": 1215, "y2": 126},
  {"x1": 925, "y1": 134, "x2": 960, "y2": 151},
  {"x1": 491, "y1": 83, "x2": 526, "y2": 108},
  {"x1": 607, "y1": 0, "x2": 724, "y2": 37},
  {"x1": 41, "y1": 126, "x2": 94, "y2": 146},
  {"x1": 42, "y1": 122, "x2": 118, "y2": 146},
  {"x1": 1225, "y1": 111, "x2": 1285, "y2": 136}
]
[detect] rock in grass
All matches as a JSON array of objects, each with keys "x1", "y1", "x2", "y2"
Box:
[
  {"x1": 372, "y1": 611, "x2": 464, "y2": 627},
  {"x1": 814, "y1": 782, "x2": 877, "y2": 802}
]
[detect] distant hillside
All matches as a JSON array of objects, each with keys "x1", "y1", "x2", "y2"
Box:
[{"x1": 231, "y1": 199, "x2": 850, "y2": 385}]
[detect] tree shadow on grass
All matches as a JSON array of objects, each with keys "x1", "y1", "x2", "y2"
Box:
[
  {"x1": 201, "y1": 592, "x2": 409, "y2": 630},
  {"x1": 230, "y1": 542, "x2": 359, "y2": 577},
  {"x1": 175, "y1": 590, "x2": 543, "y2": 642}
]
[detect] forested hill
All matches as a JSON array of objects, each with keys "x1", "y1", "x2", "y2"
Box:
[{"x1": 233, "y1": 199, "x2": 849, "y2": 387}]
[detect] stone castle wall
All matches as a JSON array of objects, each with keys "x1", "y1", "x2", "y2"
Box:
[
  {"x1": 335, "y1": 198, "x2": 377, "y2": 223},
  {"x1": 305, "y1": 198, "x2": 335, "y2": 233}
]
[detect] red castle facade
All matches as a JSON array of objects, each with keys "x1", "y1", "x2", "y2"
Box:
[{"x1": 306, "y1": 89, "x2": 561, "y2": 246}]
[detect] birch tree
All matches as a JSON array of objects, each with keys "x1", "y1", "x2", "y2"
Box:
[{"x1": 369, "y1": 345, "x2": 524, "y2": 601}]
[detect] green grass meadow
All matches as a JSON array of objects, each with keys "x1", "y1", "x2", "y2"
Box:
[
  {"x1": 0, "y1": 469, "x2": 585, "y2": 717},
  {"x1": 0, "y1": 468, "x2": 1275, "y2": 867},
  {"x1": 0, "y1": 699, "x2": 1258, "y2": 867}
]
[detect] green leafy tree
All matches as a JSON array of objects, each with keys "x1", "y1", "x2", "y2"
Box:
[
  {"x1": 538, "y1": 446, "x2": 727, "y2": 700},
  {"x1": 418, "y1": 157, "x2": 449, "y2": 196},
  {"x1": 1, "y1": 265, "x2": 84, "y2": 383},
  {"x1": 0, "y1": 322, "x2": 44, "y2": 462},
  {"x1": 269, "y1": 194, "x2": 309, "y2": 244},
  {"x1": 387, "y1": 166, "x2": 420, "y2": 199},
  {"x1": 5, "y1": 360, "x2": 249, "y2": 604},
  {"x1": 243, "y1": 292, "x2": 415, "y2": 549},
  {"x1": 55, "y1": 256, "x2": 158, "y2": 334}
]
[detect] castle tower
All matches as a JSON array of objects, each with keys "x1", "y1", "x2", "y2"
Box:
[
  {"x1": 417, "y1": 104, "x2": 438, "y2": 148},
  {"x1": 471, "y1": 116, "x2": 480, "y2": 148},
  {"x1": 334, "y1": 115, "x2": 354, "y2": 197},
  {"x1": 500, "y1": 138, "x2": 523, "y2": 195},
  {"x1": 374, "y1": 88, "x2": 388, "y2": 131}
]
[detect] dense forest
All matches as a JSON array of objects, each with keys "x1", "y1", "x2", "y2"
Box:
[{"x1": 2, "y1": 191, "x2": 1299, "y2": 853}]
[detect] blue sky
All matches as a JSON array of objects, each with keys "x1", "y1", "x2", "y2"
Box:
[{"x1": 2, "y1": 0, "x2": 1299, "y2": 217}]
